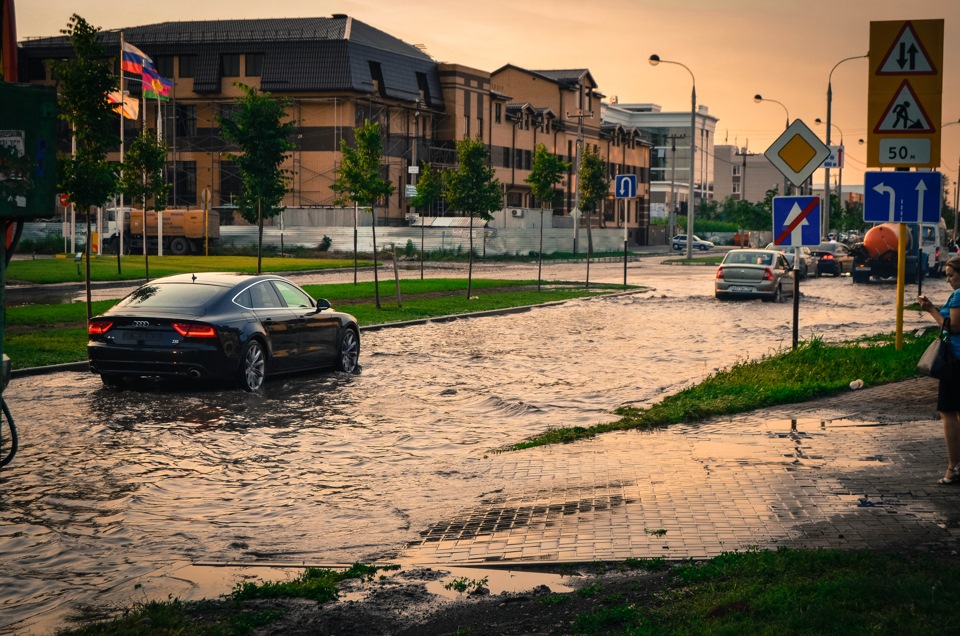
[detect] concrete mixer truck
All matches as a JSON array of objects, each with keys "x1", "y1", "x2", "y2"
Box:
[{"x1": 850, "y1": 222, "x2": 930, "y2": 284}]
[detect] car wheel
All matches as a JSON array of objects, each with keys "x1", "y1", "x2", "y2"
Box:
[
  {"x1": 100, "y1": 374, "x2": 126, "y2": 390},
  {"x1": 169, "y1": 237, "x2": 190, "y2": 256},
  {"x1": 238, "y1": 339, "x2": 266, "y2": 392},
  {"x1": 765, "y1": 285, "x2": 783, "y2": 303},
  {"x1": 336, "y1": 328, "x2": 360, "y2": 374}
]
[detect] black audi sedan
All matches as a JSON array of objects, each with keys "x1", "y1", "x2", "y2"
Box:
[{"x1": 88, "y1": 273, "x2": 360, "y2": 391}]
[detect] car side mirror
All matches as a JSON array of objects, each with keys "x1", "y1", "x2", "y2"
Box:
[{"x1": 315, "y1": 298, "x2": 332, "y2": 312}]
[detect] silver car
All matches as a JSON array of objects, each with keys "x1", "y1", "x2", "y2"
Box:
[
  {"x1": 763, "y1": 243, "x2": 818, "y2": 280},
  {"x1": 715, "y1": 249, "x2": 795, "y2": 302},
  {"x1": 671, "y1": 234, "x2": 715, "y2": 251}
]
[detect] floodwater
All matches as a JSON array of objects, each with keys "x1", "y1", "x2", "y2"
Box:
[{"x1": 0, "y1": 257, "x2": 948, "y2": 634}]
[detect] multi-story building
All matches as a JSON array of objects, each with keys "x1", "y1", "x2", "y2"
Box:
[
  {"x1": 18, "y1": 15, "x2": 654, "y2": 243},
  {"x1": 712, "y1": 145, "x2": 790, "y2": 203},
  {"x1": 602, "y1": 101, "x2": 718, "y2": 226}
]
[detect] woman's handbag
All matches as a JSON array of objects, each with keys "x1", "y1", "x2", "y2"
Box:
[{"x1": 917, "y1": 317, "x2": 955, "y2": 379}]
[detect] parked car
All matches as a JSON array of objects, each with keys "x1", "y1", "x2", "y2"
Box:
[
  {"x1": 763, "y1": 243, "x2": 818, "y2": 280},
  {"x1": 87, "y1": 273, "x2": 361, "y2": 391},
  {"x1": 812, "y1": 241, "x2": 854, "y2": 276},
  {"x1": 672, "y1": 234, "x2": 715, "y2": 251},
  {"x1": 715, "y1": 249, "x2": 795, "y2": 302}
]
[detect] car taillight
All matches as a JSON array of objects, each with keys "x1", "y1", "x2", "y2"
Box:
[
  {"x1": 88, "y1": 321, "x2": 113, "y2": 335},
  {"x1": 172, "y1": 323, "x2": 217, "y2": 338},
  {"x1": 716, "y1": 267, "x2": 725, "y2": 280},
  {"x1": 821, "y1": 253, "x2": 835, "y2": 260},
  {"x1": 763, "y1": 268, "x2": 774, "y2": 281}
]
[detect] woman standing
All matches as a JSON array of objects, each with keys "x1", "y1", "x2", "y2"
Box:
[{"x1": 919, "y1": 256, "x2": 960, "y2": 484}]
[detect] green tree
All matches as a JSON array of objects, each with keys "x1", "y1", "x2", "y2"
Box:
[
  {"x1": 54, "y1": 14, "x2": 119, "y2": 320},
  {"x1": 331, "y1": 119, "x2": 395, "y2": 308},
  {"x1": 217, "y1": 84, "x2": 295, "y2": 274},
  {"x1": 444, "y1": 136, "x2": 502, "y2": 299},
  {"x1": 118, "y1": 129, "x2": 169, "y2": 278},
  {"x1": 577, "y1": 145, "x2": 610, "y2": 287},
  {"x1": 408, "y1": 161, "x2": 444, "y2": 280},
  {"x1": 525, "y1": 144, "x2": 569, "y2": 291}
]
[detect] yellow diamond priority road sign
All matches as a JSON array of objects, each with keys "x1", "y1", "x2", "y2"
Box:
[{"x1": 764, "y1": 119, "x2": 831, "y2": 188}]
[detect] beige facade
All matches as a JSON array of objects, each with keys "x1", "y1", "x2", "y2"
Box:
[{"x1": 21, "y1": 17, "x2": 654, "y2": 242}]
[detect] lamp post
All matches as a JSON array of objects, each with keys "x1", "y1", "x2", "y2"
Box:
[
  {"x1": 943, "y1": 119, "x2": 960, "y2": 241},
  {"x1": 825, "y1": 53, "x2": 868, "y2": 238},
  {"x1": 816, "y1": 118, "x2": 845, "y2": 230},
  {"x1": 650, "y1": 54, "x2": 697, "y2": 260},
  {"x1": 754, "y1": 93, "x2": 791, "y2": 197}
]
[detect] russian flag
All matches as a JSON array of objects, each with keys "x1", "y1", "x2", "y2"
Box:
[{"x1": 121, "y1": 41, "x2": 152, "y2": 75}]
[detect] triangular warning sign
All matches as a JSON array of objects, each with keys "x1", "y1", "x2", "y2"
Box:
[
  {"x1": 876, "y1": 21, "x2": 937, "y2": 75},
  {"x1": 873, "y1": 80, "x2": 935, "y2": 134}
]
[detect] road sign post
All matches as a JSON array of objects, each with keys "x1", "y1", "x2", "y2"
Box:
[
  {"x1": 614, "y1": 174, "x2": 638, "y2": 286},
  {"x1": 772, "y1": 196, "x2": 821, "y2": 350}
]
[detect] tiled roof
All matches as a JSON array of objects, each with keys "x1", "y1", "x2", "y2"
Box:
[{"x1": 18, "y1": 16, "x2": 442, "y2": 105}]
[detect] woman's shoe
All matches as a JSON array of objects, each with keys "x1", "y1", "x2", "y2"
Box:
[{"x1": 938, "y1": 466, "x2": 960, "y2": 485}]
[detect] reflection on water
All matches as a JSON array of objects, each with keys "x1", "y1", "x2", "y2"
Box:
[{"x1": 0, "y1": 263, "x2": 949, "y2": 633}]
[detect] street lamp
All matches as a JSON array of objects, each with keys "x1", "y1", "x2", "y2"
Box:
[
  {"x1": 650, "y1": 54, "x2": 697, "y2": 260},
  {"x1": 815, "y1": 118, "x2": 845, "y2": 226},
  {"x1": 754, "y1": 93, "x2": 791, "y2": 196},
  {"x1": 825, "y1": 53, "x2": 868, "y2": 237},
  {"x1": 944, "y1": 119, "x2": 960, "y2": 240}
]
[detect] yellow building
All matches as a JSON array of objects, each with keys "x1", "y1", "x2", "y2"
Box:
[{"x1": 19, "y1": 14, "x2": 653, "y2": 242}]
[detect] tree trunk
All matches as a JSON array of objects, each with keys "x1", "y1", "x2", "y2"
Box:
[
  {"x1": 538, "y1": 207, "x2": 545, "y2": 292},
  {"x1": 371, "y1": 206, "x2": 381, "y2": 309},
  {"x1": 467, "y1": 214, "x2": 474, "y2": 299},
  {"x1": 585, "y1": 210, "x2": 593, "y2": 289},
  {"x1": 257, "y1": 198, "x2": 263, "y2": 275}
]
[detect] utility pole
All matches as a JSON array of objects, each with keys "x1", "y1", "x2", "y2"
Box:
[
  {"x1": 665, "y1": 133, "x2": 685, "y2": 238},
  {"x1": 566, "y1": 109, "x2": 593, "y2": 254}
]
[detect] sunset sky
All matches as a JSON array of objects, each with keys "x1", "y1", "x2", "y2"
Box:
[{"x1": 16, "y1": 0, "x2": 960, "y2": 196}]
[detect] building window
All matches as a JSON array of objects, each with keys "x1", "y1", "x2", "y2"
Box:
[
  {"x1": 416, "y1": 72, "x2": 431, "y2": 105},
  {"x1": 175, "y1": 104, "x2": 197, "y2": 137},
  {"x1": 506, "y1": 191, "x2": 522, "y2": 207},
  {"x1": 154, "y1": 55, "x2": 174, "y2": 78},
  {"x1": 179, "y1": 55, "x2": 196, "y2": 79},
  {"x1": 167, "y1": 161, "x2": 196, "y2": 207},
  {"x1": 732, "y1": 182, "x2": 741, "y2": 194},
  {"x1": 221, "y1": 54, "x2": 241, "y2": 78},
  {"x1": 245, "y1": 53, "x2": 264, "y2": 77},
  {"x1": 495, "y1": 103, "x2": 502, "y2": 124},
  {"x1": 368, "y1": 62, "x2": 386, "y2": 96},
  {"x1": 732, "y1": 164, "x2": 741, "y2": 176}
]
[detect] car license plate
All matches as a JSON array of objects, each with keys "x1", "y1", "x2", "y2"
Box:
[{"x1": 730, "y1": 286, "x2": 754, "y2": 293}]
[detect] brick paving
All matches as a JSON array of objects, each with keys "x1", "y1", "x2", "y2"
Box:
[{"x1": 400, "y1": 377, "x2": 960, "y2": 564}]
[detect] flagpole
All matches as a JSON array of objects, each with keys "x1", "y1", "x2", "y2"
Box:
[
  {"x1": 156, "y1": 92, "x2": 163, "y2": 257},
  {"x1": 118, "y1": 32, "x2": 125, "y2": 261}
]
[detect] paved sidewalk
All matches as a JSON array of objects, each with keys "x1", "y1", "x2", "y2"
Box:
[{"x1": 400, "y1": 378, "x2": 960, "y2": 564}]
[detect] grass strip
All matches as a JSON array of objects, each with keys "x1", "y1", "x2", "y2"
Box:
[
  {"x1": 572, "y1": 549, "x2": 960, "y2": 635},
  {"x1": 6, "y1": 255, "x2": 373, "y2": 284},
  {"x1": 3, "y1": 279, "x2": 620, "y2": 369},
  {"x1": 57, "y1": 549, "x2": 960, "y2": 635},
  {"x1": 509, "y1": 333, "x2": 933, "y2": 450}
]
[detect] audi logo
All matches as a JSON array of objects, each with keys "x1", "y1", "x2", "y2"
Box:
[{"x1": 132, "y1": 321, "x2": 150, "y2": 328}]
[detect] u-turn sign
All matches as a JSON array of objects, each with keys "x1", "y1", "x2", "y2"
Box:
[{"x1": 615, "y1": 174, "x2": 637, "y2": 198}]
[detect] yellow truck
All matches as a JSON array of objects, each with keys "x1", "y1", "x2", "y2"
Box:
[{"x1": 105, "y1": 209, "x2": 220, "y2": 255}]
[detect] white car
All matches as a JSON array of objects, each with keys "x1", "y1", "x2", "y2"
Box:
[{"x1": 671, "y1": 234, "x2": 715, "y2": 251}]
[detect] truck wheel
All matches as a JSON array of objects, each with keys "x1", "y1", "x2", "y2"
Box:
[{"x1": 169, "y1": 237, "x2": 190, "y2": 255}]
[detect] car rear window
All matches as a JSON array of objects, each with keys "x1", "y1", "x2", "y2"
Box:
[{"x1": 114, "y1": 283, "x2": 225, "y2": 309}]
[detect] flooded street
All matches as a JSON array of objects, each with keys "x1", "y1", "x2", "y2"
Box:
[{"x1": 0, "y1": 257, "x2": 948, "y2": 633}]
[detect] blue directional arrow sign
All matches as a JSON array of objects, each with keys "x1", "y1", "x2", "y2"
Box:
[
  {"x1": 772, "y1": 196, "x2": 821, "y2": 247},
  {"x1": 614, "y1": 174, "x2": 637, "y2": 199},
  {"x1": 864, "y1": 171, "x2": 942, "y2": 223}
]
